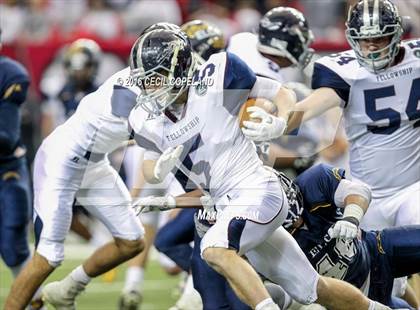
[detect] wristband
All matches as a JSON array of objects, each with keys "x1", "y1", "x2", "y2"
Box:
[{"x1": 343, "y1": 203, "x2": 364, "y2": 223}]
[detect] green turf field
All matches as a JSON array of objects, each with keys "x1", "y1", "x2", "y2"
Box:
[{"x1": 0, "y1": 244, "x2": 180, "y2": 310}]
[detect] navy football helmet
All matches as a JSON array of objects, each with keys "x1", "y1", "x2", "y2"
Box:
[
  {"x1": 130, "y1": 29, "x2": 197, "y2": 115},
  {"x1": 346, "y1": 0, "x2": 403, "y2": 72},
  {"x1": 278, "y1": 172, "x2": 304, "y2": 231},
  {"x1": 181, "y1": 20, "x2": 225, "y2": 61},
  {"x1": 258, "y1": 7, "x2": 314, "y2": 68}
]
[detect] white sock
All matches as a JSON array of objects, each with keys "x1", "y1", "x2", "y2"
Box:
[
  {"x1": 264, "y1": 281, "x2": 292, "y2": 309},
  {"x1": 123, "y1": 266, "x2": 144, "y2": 292},
  {"x1": 183, "y1": 274, "x2": 195, "y2": 295},
  {"x1": 70, "y1": 265, "x2": 91, "y2": 285},
  {"x1": 10, "y1": 255, "x2": 31, "y2": 278},
  {"x1": 368, "y1": 300, "x2": 391, "y2": 310},
  {"x1": 256, "y1": 298, "x2": 280, "y2": 310}
]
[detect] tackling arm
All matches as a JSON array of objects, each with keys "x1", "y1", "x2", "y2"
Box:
[
  {"x1": 132, "y1": 188, "x2": 206, "y2": 215},
  {"x1": 286, "y1": 87, "x2": 342, "y2": 133},
  {"x1": 329, "y1": 179, "x2": 372, "y2": 240}
]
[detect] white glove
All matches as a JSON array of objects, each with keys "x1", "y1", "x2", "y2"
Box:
[
  {"x1": 200, "y1": 192, "x2": 215, "y2": 213},
  {"x1": 133, "y1": 195, "x2": 176, "y2": 215},
  {"x1": 328, "y1": 219, "x2": 358, "y2": 240},
  {"x1": 241, "y1": 106, "x2": 287, "y2": 141},
  {"x1": 154, "y1": 145, "x2": 184, "y2": 182},
  {"x1": 328, "y1": 203, "x2": 364, "y2": 240}
]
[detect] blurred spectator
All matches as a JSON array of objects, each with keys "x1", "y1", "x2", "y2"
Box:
[
  {"x1": 47, "y1": 0, "x2": 88, "y2": 36},
  {"x1": 189, "y1": 1, "x2": 240, "y2": 38},
  {"x1": 122, "y1": 0, "x2": 182, "y2": 35},
  {"x1": 262, "y1": 0, "x2": 304, "y2": 12},
  {"x1": 232, "y1": 1, "x2": 261, "y2": 33},
  {"x1": 301, "y1": 0, "x2": 347, "y2": 41},
  {"x1": 21, "y1": 0, "x2": 58, "y2": 42},
  {"x1": 73, "y1": 0, "x2": 123, "y2": 40},
  {"x1": 394, "y1": 0, "x2": 420, "y2": 37},
  {"x1": 0, "y1": 0, "x2": 26, "y2": 43}
]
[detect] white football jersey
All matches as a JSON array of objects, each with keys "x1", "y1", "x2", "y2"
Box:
[
  {"x1": 47, "y1": 67, "x2": 139, "y2": 155},
  {"x1": 313, "y1": 39, "x2": 420, "y2": 198},
  {"x1": 227, "y1": 32, "x2": 285, "y2": 82},
  {"x1": 227, "y1": 32, "x2": 322, "y2": 158},
  {"x1": 129, "y1": 52, "x2": 273, "y2": 198}
]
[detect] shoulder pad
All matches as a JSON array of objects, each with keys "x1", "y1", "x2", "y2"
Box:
[{"x1": 315, "y1": 50, "x2": 359, "y2": 83}]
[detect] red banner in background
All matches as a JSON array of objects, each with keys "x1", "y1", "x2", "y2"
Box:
[{"x1": 2, "y1": 35, "x2": 350, "y2": 98}]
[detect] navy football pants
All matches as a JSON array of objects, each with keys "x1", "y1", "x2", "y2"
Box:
[{"x1": 0, "y1": 158, "x2": 31, "y2": 267}]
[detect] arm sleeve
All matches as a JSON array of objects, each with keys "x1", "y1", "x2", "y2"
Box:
[
  {"x1": 128, "y1": 124, "x2": 162, "y2": 160},
  {"x1": 311, "y1": 62, "x2": 350, "y2": 104},
  {"x1": 334, "y1": 179, "x2": 372, "y2": 208},
  {"x1": 249, "y1": 76, "x2": 282, "y2": 101},
  {"x1": 110, "y1": 85, "x2": 137, "y2": 118},
  {"x1": 222, "y1": 52, "x2": 257, "y2": 115}
]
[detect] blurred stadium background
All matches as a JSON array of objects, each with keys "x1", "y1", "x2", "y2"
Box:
[{"x1": 0, "y1": 0, "x2": 419, "y2": 309}]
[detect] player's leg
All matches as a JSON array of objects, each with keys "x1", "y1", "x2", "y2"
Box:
[
  {"x1": 394, "y1": 181, "x2": 420, "y2": 227},
  {"x1": 42, "y1": 161, "x2": 145, "y2": 308},
  {"x1": 5, "y1": 147, "x2": 79, "y2": 309},
  {"x1": 201, "y1": 181, "x2": 288, "y2": 309},
  {"x1": 392, "y1": 182, "x2": 420, "y2": 307},
  {"x1": 119, "y1": 221, "x2": 156, "y2": 308},
  {"x1": 154, "y1": 208, "x2": 195, "y2": 272},
  {"x1": 191, "y1": 231, "x2": 250, "y2": 310},
  {"x1": 373, "y1": 225, "x2": 420, "y2": 308},
  {"x1": 119, "y1": 180, "x2": 166, "y2": 309},
  {"x1": 246, "y1": 227, "x2": 389, "y2": 310},
  {"x1": 0, "y1": 160, "x2": 31, "y2": 277}
]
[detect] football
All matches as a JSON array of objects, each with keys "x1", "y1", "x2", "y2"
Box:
[{"x1": 238, "y1": 98, "x2": 278, "y2": 128}]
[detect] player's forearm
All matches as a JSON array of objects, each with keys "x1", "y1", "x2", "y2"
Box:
[
  {"x1": 335, "y1": 179, "x2": 372, "y2": 224},
  {"x1": 344, "y1": 195, "x2": 369, "y2": 215},
  {"x1": 174, "y1": 189, "x2": 205, "y2": 208},
  {"x1": 143, "y1": 159, "x2": 161, "y2": 184},
  {"x1": 287, "y1": 87, "x2": 341, "y2": 133},
  {"x1": 273, "y1": 86, "x2": 296, "y2": 120}
]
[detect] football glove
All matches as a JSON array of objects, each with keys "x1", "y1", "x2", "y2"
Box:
[
  {"x1": 200, "y1": 192, "x2": 215, "y2": 212},
  {"x1": 328, "y1": 218, "x2": 358, "y2": 240},
  {"x1": 154, "y1": 145, "x2": 184, "y2": 182},
  {"x1": 241, "y1": 106, "x2": 287, "y2": 141},
  {"x1": 328, "y1": 204, "x2": 364, "y2": 240},
  {"x1": 133, "y1": 195, "x2": 176, "y2": 215}
]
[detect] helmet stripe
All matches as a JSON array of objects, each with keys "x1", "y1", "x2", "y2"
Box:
[
  {"x1": 363, "y1": 0, "x2": 370, "y2": 26},
  {"x1": 372, "y1": 0, "x2": 379, "y2": 25},
  {"x1": 168, "y1": 41, "x2": 181, "y2": 81}
]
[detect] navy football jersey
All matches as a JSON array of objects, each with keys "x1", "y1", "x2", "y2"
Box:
[
  {"x1": 0, "y1": 56, "x2": 30, "y2": 160},
  {"x1": 292, "y1": 164, "x2": 371, "y2": 288}
]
